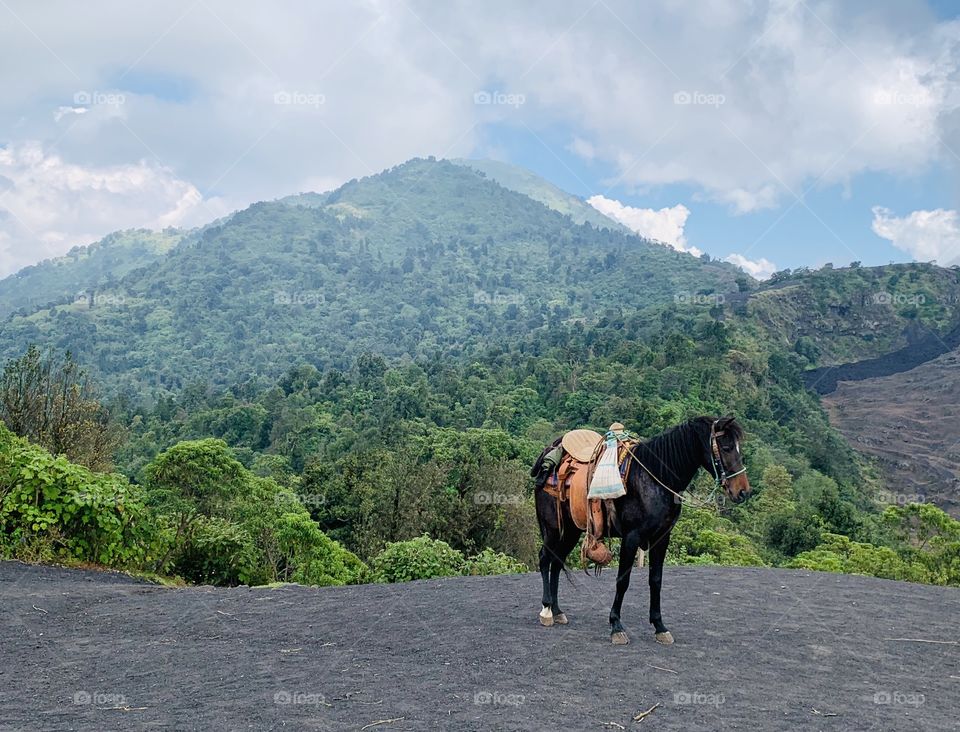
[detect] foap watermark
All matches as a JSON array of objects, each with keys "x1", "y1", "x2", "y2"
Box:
[
  {"x1": 73, "y1": 690, "x2": 128, "y2": 707},
  {"x1": 474, "y1": 492, "x2": 523, "y2": 506},
  {"x1": 474, "y1": 690, "x2": 525, "y2": 707},
  {"x1": 873, "y1": 691, "x2": 925, "y2": 707},
  {"x1": 674, "y1": 691, "x2": 725, "y2": 707},
  {"x1": 274, "y1": 290, "x2": 324, "y2": 306},
  {"x1": 73, "y1": 90, "x2": 125, "y2": 108},
  {"x1": 873, "y1": 291, "x2": 925, "y2": 306},
  {"x1": 74, "y1": 291, "x2": 125, "y2": 307},
  {"x1": 473, "y1": 90, "x2": 526, "y2": 108},
  {"x1": 274, "y1": 90, "x2": 325, "y2": 108},
  {"x1": 273, "y1": 690, "x2": 328, "y2": 706},
  {"x1": 289, "y1": 493, "x2": 327, "y2": 510},
  {"x1": 878, "y1": 490, "x2": 926, "y2": 506},
  {"x1": 473, "y1": 290, "x2": 525, "y2": 306},
  {"x1": 674, "y1": 292, "x2": 725, "y2": 306},
  {"x1": 873, "y1": 89, "x2": 932, "y2": 107},
  {"x1": 673, "y1": 90, "x2": 726, "y2": 107}
]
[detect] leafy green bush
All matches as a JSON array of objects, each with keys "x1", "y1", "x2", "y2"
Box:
[
  {"x1": 373, "y1": 534, "x2": 466, "y2": 582},
  {"x1": 172, "y1": 516, "x2": 256, "y2": 585},
  {"x1": 144, "y1": 439, "x2": 367, "y2": 587},
  {"x1": 0, "y1": 424, "x2": 148, "y2": 565},
  {"x1": 467, "y1": 548, "x2": 527, "y2": 575},
  {"x1": 788, "y1": 533, "x2": 930, "y2": 583},
  {"x1": 273, "y1": 511, "x2": 368, "y2": 586},
  {"x1": 668, "y1": 508, "x2": 767, "y2": 567}
]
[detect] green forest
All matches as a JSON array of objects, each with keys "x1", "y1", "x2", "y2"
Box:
[{"x1": 1, "y1": 159, "x2": 959, "y2": 589}]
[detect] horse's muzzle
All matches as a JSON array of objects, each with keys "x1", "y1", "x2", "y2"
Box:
[{"x1": 725, "y1": 473, "x2": 752, "y2": 502}]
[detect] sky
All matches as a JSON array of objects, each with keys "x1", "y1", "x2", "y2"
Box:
[{"x1": 1, "y1": 0, "x2": 959, "y2": 279}]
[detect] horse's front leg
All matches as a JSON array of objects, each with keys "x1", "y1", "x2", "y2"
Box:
[
  {"x1": 609, "y1": 529, "x2": 641, "y2": 644},
  {"x1": 647, "y1": 533, "x2": 674, "y2": 644}
]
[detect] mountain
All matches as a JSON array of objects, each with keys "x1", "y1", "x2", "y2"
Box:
[
  {"x1": 734, "y1": 262, "x2": 960, "y2": 515},
  {"x1": 822, "y1": 348, "x2": 960, "y2": 515},
  {"x1": 0, "y1": 228, "x2": 186, "y2": 318},
  {"x1": 450, "y1": 158, "x2": 631, "y2": 233},
  {"x1": 0, "y1": 158, "x2": 741, "y2": 395}
]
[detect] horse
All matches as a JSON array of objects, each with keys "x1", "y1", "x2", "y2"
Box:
[{"x1": 532, "y1": 415, "x2": 751, "y2": 645}]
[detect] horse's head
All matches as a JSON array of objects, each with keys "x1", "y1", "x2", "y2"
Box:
[{"x1": 705, "y1": 415, "x2": 751, "y2": 503}]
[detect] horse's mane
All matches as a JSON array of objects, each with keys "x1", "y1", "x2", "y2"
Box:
[{"x1": 630, "y1": 415, "x2": 742, "y2": 488}]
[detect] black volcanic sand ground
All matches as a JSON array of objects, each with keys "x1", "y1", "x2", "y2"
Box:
[{"x1": 2, "y1": 561, "x2": 958, "y2": 731}]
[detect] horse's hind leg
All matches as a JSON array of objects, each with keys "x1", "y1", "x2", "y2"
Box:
[
  {"x1": 538, "y1": 543, "x2": 555, "y2": 626},
  {"x1": 548, "y1": 527, "x2": 579, "y2": 624}
]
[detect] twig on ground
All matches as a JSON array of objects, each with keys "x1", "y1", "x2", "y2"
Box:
[
  {"x1": 812, "y1": 708, "x2": 838, "y2": 717},
  {"x1": 99, "y1": 706, "x2": 148, "y2": 711},
  {"x1": 647, "y1": 664, "x2": 677, "y2": 674},
  {"x1": 633, "y1": 703, "x2": 660, "y2": 722},
  {"x1": 279, "y1": 648, "x2": 302, "y2": 654},
  {"x1": 360, "y1": 718, "x2": 404, "y2": 730},
  {"x1": 32, "y1": 605, "x2": 48, "y2": 614},
  {"x1": 602, "y1": 722, "x2": 625, "y2": 729},
  {"x1": 883, "y1": 638, "x2": 958, "y2": 645}
]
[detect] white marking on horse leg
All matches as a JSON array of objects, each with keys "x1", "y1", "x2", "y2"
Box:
[{"x1": 539, "y1": 606, "x2": 554, "y2": 627}]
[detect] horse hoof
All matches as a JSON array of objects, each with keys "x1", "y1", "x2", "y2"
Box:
[
  {"x1": 611, "y1": 631, "x2": 630, "y2": 645},
  {"x1": 553, "y1": 613, "x2": 568, "y2": 625},
  {"x1": 539, "y1": 607, "x2": 554, "y2": 627},
  {"x1": 655, "y1": 631, "x2": 674, "y2": 645}
]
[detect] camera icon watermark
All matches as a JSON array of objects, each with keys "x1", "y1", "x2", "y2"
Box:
[
  {"x1": 473, "y1": 290, "x2": 525, "y2": 306},
  {"x1": 473, "y1": 90, "x2": 526, "y2": 108},
  {"x1": 873, "y1": 690, "x2": 925, "y2": 707},
  {"x1": 474, "y1": 690, "x2": 525, "y2": 706},
  {"x1": 273, "y1": 690, "x2": 328, "y2": 706},
  {"x1": 673, "y1": 691, "x2": 725, "y2": 707},
  {"x1": 872, "y1": 291, "x2": 925, "y2": 306},
  {"x1": 73, "y1": 690, "x2": 128, "y2": 706},
  {"x1": 674, "y1": 292, "x2": 725, "y2": 306},
  {"x1": 873, "y1": 89, "x2": 932, "y2": 107},
  {"x1": 673, "y1": 90, "x2": 726, "y2": 107},
  {"x1": 73, "y1": 90, "x2": 126, "y2": 107},
  {"x1": 274, "y1": 290, "x2": 324, "y2": 305},
  {"x1": 474, "y1": 492, "x2": 523, "y2": 506},
  {"x1": 274, "y1": 90, "x2": 325, "y2": 108}
]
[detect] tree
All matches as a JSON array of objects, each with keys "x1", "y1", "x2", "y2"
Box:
[{"x1": 0, "y1": 346, "x2": 124, "y2": 471}]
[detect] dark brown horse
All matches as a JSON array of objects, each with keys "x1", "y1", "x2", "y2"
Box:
[{"x1": 533, "y1": 416, "x2": 751, "y2": 644}]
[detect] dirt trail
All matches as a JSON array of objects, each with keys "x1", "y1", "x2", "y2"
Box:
[{"x1": 2, "y1": 561, "x2": 958, "y2": 731}]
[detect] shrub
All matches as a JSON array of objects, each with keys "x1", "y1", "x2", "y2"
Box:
[
  {"x1": 467, "y1": 548, "x2": 526, "y2": 576},
  {"x1": 0, "y1": 424, "x2": 147, "y2": 566},
  {"x1": 273, "y1": 511, "x2": 368, "y2": 586},
  {"x1": 669, "y1": 507, "x2": 767, "y2": 567},
  {"x1": 373, "y1": 534, "x2": 466, "y2": 582},
  {"x1": 172, "y1": 516, "x2": 256, "y2": 585}
]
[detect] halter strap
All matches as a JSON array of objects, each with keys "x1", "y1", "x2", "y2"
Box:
[{"x1": 710, "y1": 420, "x2": 746, "y2": 488}]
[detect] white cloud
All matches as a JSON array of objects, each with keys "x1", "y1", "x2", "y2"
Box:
[
  {"x1": 0, "y1": 1, "x2": 957, "y2": 272},
  {"x1": 871, "y1": 206, "x2": 960, "y2": 265},
  {"x1": 724, "y1": 253, "x2": 778, "y2": 280},
  {"x1": 587, "y1": 195, "x2": 698, "y2": 254},
  {"x1": 0, "y1": 142, "x2": 227, "y2": 276}
]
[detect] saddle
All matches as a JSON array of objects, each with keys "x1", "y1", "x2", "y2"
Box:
[{"x1": 541, "y1": 423, "x2": 637, "y2": 568}]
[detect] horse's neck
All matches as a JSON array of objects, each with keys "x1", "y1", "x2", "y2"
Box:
[{"x1": 643, "y1": 424, "x2": 704, "y2": 491}]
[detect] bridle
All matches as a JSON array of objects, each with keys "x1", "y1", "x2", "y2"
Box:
[{"x1": 709, "y1": 420, "x2": 747, "y2": 490}]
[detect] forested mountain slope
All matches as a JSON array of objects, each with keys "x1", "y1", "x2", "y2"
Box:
[
  {"x1": 0, "y1": 158, "x2": 740, "y2": 397},
  {"x1": 0, "y1": 229, "x2": 186, "y2": 318},
  {"x1": 450, "y1": 158, "x2": 630, "y2": 232}
]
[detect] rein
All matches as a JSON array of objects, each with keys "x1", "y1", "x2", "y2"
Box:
[{"x1": 621, "y1": 420, "x2": 744, "y2": 510}]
